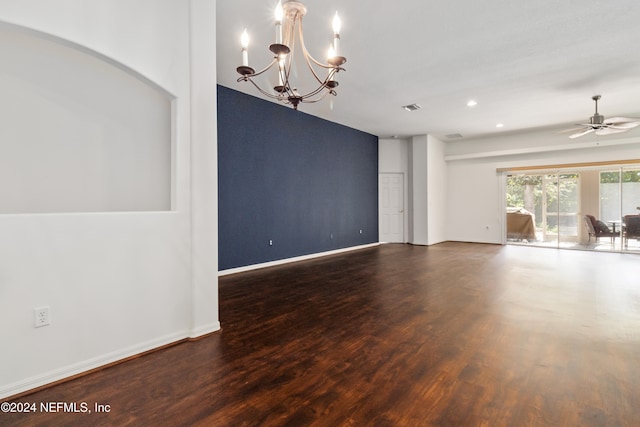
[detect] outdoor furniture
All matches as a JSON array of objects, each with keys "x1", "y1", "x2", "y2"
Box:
[
  {"x1": 507, "y1": 208, "x2": 536, "y2": 241},
  {"x1": 623, "y1": 215, "x2": 640, "y2": 248},
  {"x1": 584, "y1": 214, "x2": 617, "y2": 244}
]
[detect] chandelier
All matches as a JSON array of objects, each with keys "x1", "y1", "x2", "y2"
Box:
[{"x1": 236, "y1": 1, "x2": 346, "y2": 110}]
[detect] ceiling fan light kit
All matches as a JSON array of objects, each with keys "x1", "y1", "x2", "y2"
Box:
[
  {"x1": 565, "y1": 95, "x2": 640, "y2": 139},
  {"x1": 235, "y1": 0, "x2": 346, "y2": 110}
]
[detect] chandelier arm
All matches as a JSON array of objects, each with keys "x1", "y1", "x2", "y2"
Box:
[
  {"x1": 296, "y1": 17, "x2": 331, "y2": 70},
  {"x1": 282, "y1": 63, "x2": 339, "y2": 101},
  {"x1": 282, "y1": 6, "x2": 296, "y2": 49},
  {"x1": 296, "y1": 19, "x2": 334, "y2": 88},
  {"x1": 300, "y1": 89, "x2": 336, "y2": 104},
  {"x1": 276, "y1": 9, "x2": 295, "y2": 99},
  {"x1": 285, "y1": 6, "x2": 311, "y2": 99},
  {"x1": 244, "y1": 54, "x2": 339, "y2": 102},
  {"x1": 303, "y1": 68, "x2": 341, "y2": 98},
  {"x1": 303, "y1": 72, "x2": 335, "y2": 97},
  {"x1": 244, "y1": 78, "x2": 287, "y2": 100},
  {"x1": 269, "y1": 12, "x2": 294, "y2": 100},
  {"x1": 278, "y1": 65, "x2": 290, "y2": 97},
  {"x1": 300, "y1": 44, "x2": 333, "y2": 70},
  {"x1": 250, "y1": 58, "x2": 279, "y2": 78},
  {"x1": 282, "y1": 24, "x2": 296, "y2": 98},
  {"x1": 237, "y1": 58, "x2": 279, "y2": 82},
  {"x1": 282, "y1": 89, "x2": 333, "y2": 107},
  {"x1": 300, "y1": 82, "x2": 333, "y2": 99}
]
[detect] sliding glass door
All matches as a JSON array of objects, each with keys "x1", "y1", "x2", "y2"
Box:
[
  {"x1": 506, "y1": 172, "x2": 579, "y2": 248},
  {"x1": 599, "y1": 167, "x2": 640, "y2": 252},
  {"x1": 541, "y1": 174, "x2": 557, "y2": 243},
  {"x1": 505, "y1": 162, "x2": 640, "y2": 253},
  {"x1": 556, "y1": 172, "x2": 581, "y2": 247},
  {"x1": 506, "y1": 174, "x2": 541, "y2": 243},
  {"x1": 620, "y1": 167, "x2": 640, "y2": 252}
]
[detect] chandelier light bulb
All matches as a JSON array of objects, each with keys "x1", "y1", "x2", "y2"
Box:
[
  {"x1": 328, "y1": 45, "x2": 335, "y2": 60},
  {"x1": 240, "y1": 29, "x2": 249, "y2": 66},
  {"x1": 275, "y1": 2, "x2": 283, "y2": 44},
  {"x1": 332, "y1": 12, "x2": 341, "y2": 56},
  {"x1": 241, "y1": 29, "x2": 249, "y2": 48},
  {"x1": 332, "y1": 12, "x2": 341, "y2": 34}
]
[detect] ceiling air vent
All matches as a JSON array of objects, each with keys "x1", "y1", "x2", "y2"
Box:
[
  {"x1": 401, "y1": 104, "x2": 421, "y2": 112},
  {"x1": 445, "y1": 133, "x2": 464, "y2": 139}
]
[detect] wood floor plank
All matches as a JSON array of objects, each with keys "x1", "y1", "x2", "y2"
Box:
[{"x1": 3, "y1": 242, "x2": 640, "y2": 426}]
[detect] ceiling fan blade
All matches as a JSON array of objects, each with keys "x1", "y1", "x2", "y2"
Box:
[
  {"x1": 569, "y1": 128, "x2": 595, "y2": 139},
  {"x1": 607, "y1": 122, "x2": 640, "y2": 130},
  {"x1": 559, "y1": 127, "x2": 589, "y2": 134},
  {"x1": 604, "y1": 116, "x2": 640, "y2": 124},
  {"x1": 595, "y1": 127, "x2": 629, "y2": 136}
]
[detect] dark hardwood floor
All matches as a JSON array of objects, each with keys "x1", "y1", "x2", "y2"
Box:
[{"x1": 4, "y1": 242, "x2": 640, "y2": 426}]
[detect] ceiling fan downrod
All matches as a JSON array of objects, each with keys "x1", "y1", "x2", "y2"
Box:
[{"x1": 590, "y1": 95, "x2": 604, "y2": 126}]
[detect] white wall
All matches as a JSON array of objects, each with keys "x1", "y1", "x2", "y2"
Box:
[
  {"x1": 379, "y1": 138, "x2": 410, "y2": 172},
  {"x1": 189, "y1": 0, "x2": 219, "y2": 337},
  {"x1": 427, "y1": 135, "x2": 447, "y2": 245},
  {"x1": 446, "y1": 159, "x2": 504, "y2": 243},
  {"x1": 379, "y1": 138, "x2": 409, "y2": 242},
  {"x1": 0, "y1": 0, "x2": 218, "y2": 399},
  {"x1": 0, "y1": 22, "x2": 172, "y2": 214},
  {"x1": 445, "y1": 130, "x2": 640, "y2": 244},
  {"x1": 379, "y1": 135, "x2": 448, "y2": 245},
  {"x1": 410, "y1": 136, "x2": 429, "y2": 245}
]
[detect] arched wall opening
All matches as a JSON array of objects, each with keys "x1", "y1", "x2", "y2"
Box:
[{"x1": 0, "y1": 21, "x2": 174, "y2": 214}]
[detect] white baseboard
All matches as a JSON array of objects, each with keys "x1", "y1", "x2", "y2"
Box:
[
  {"x1": 189, "y1": 321, "x2": 221, "y2": 339},
  {"x1": 218, "y1": 243, "x2": 380, "y2": 276},
  {"x1": 0, "y1": 331, "x2": 189, "y2": 400}
]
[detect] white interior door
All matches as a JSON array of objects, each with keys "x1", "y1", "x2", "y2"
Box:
[{"x1": 379, "y1": 173, "x2": 404, "y2": 243}]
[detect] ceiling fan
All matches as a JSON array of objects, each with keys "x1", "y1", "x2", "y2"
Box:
[{"x1": 564, "y1": 95, "x2": 640, "y2": 139}]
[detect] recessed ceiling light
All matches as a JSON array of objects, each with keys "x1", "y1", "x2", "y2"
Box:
[
  {"x1": 496, "y1": 123, "x2": 504, "y2": 128},
  {"x1": 402, "y1": 104, "x2": 421, "y2": 112},
  {"x1": 466, "y1": 100, "x2": 477, "y2": 107}
]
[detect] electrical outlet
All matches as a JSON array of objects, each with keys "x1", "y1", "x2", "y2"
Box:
[{"x1": 34, "y1": 306, "x2": 50, "y2": 328}]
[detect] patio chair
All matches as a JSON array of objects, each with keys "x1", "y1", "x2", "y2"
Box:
[
  {"x1": 584, "y1": 214, "x2": 617, "y2": 244},
  {"x1": 623, "y1": 215, "x2": 640, "y2": 248}
]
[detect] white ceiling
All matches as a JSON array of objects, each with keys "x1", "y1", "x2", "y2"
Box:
[{"x1": 216, "y1": 0, "x2": 640, "y2": 141}]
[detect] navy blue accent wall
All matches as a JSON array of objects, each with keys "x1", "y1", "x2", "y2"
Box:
[{"x1": 218, "y1": 85, "x2": 378, "y2": 270}]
